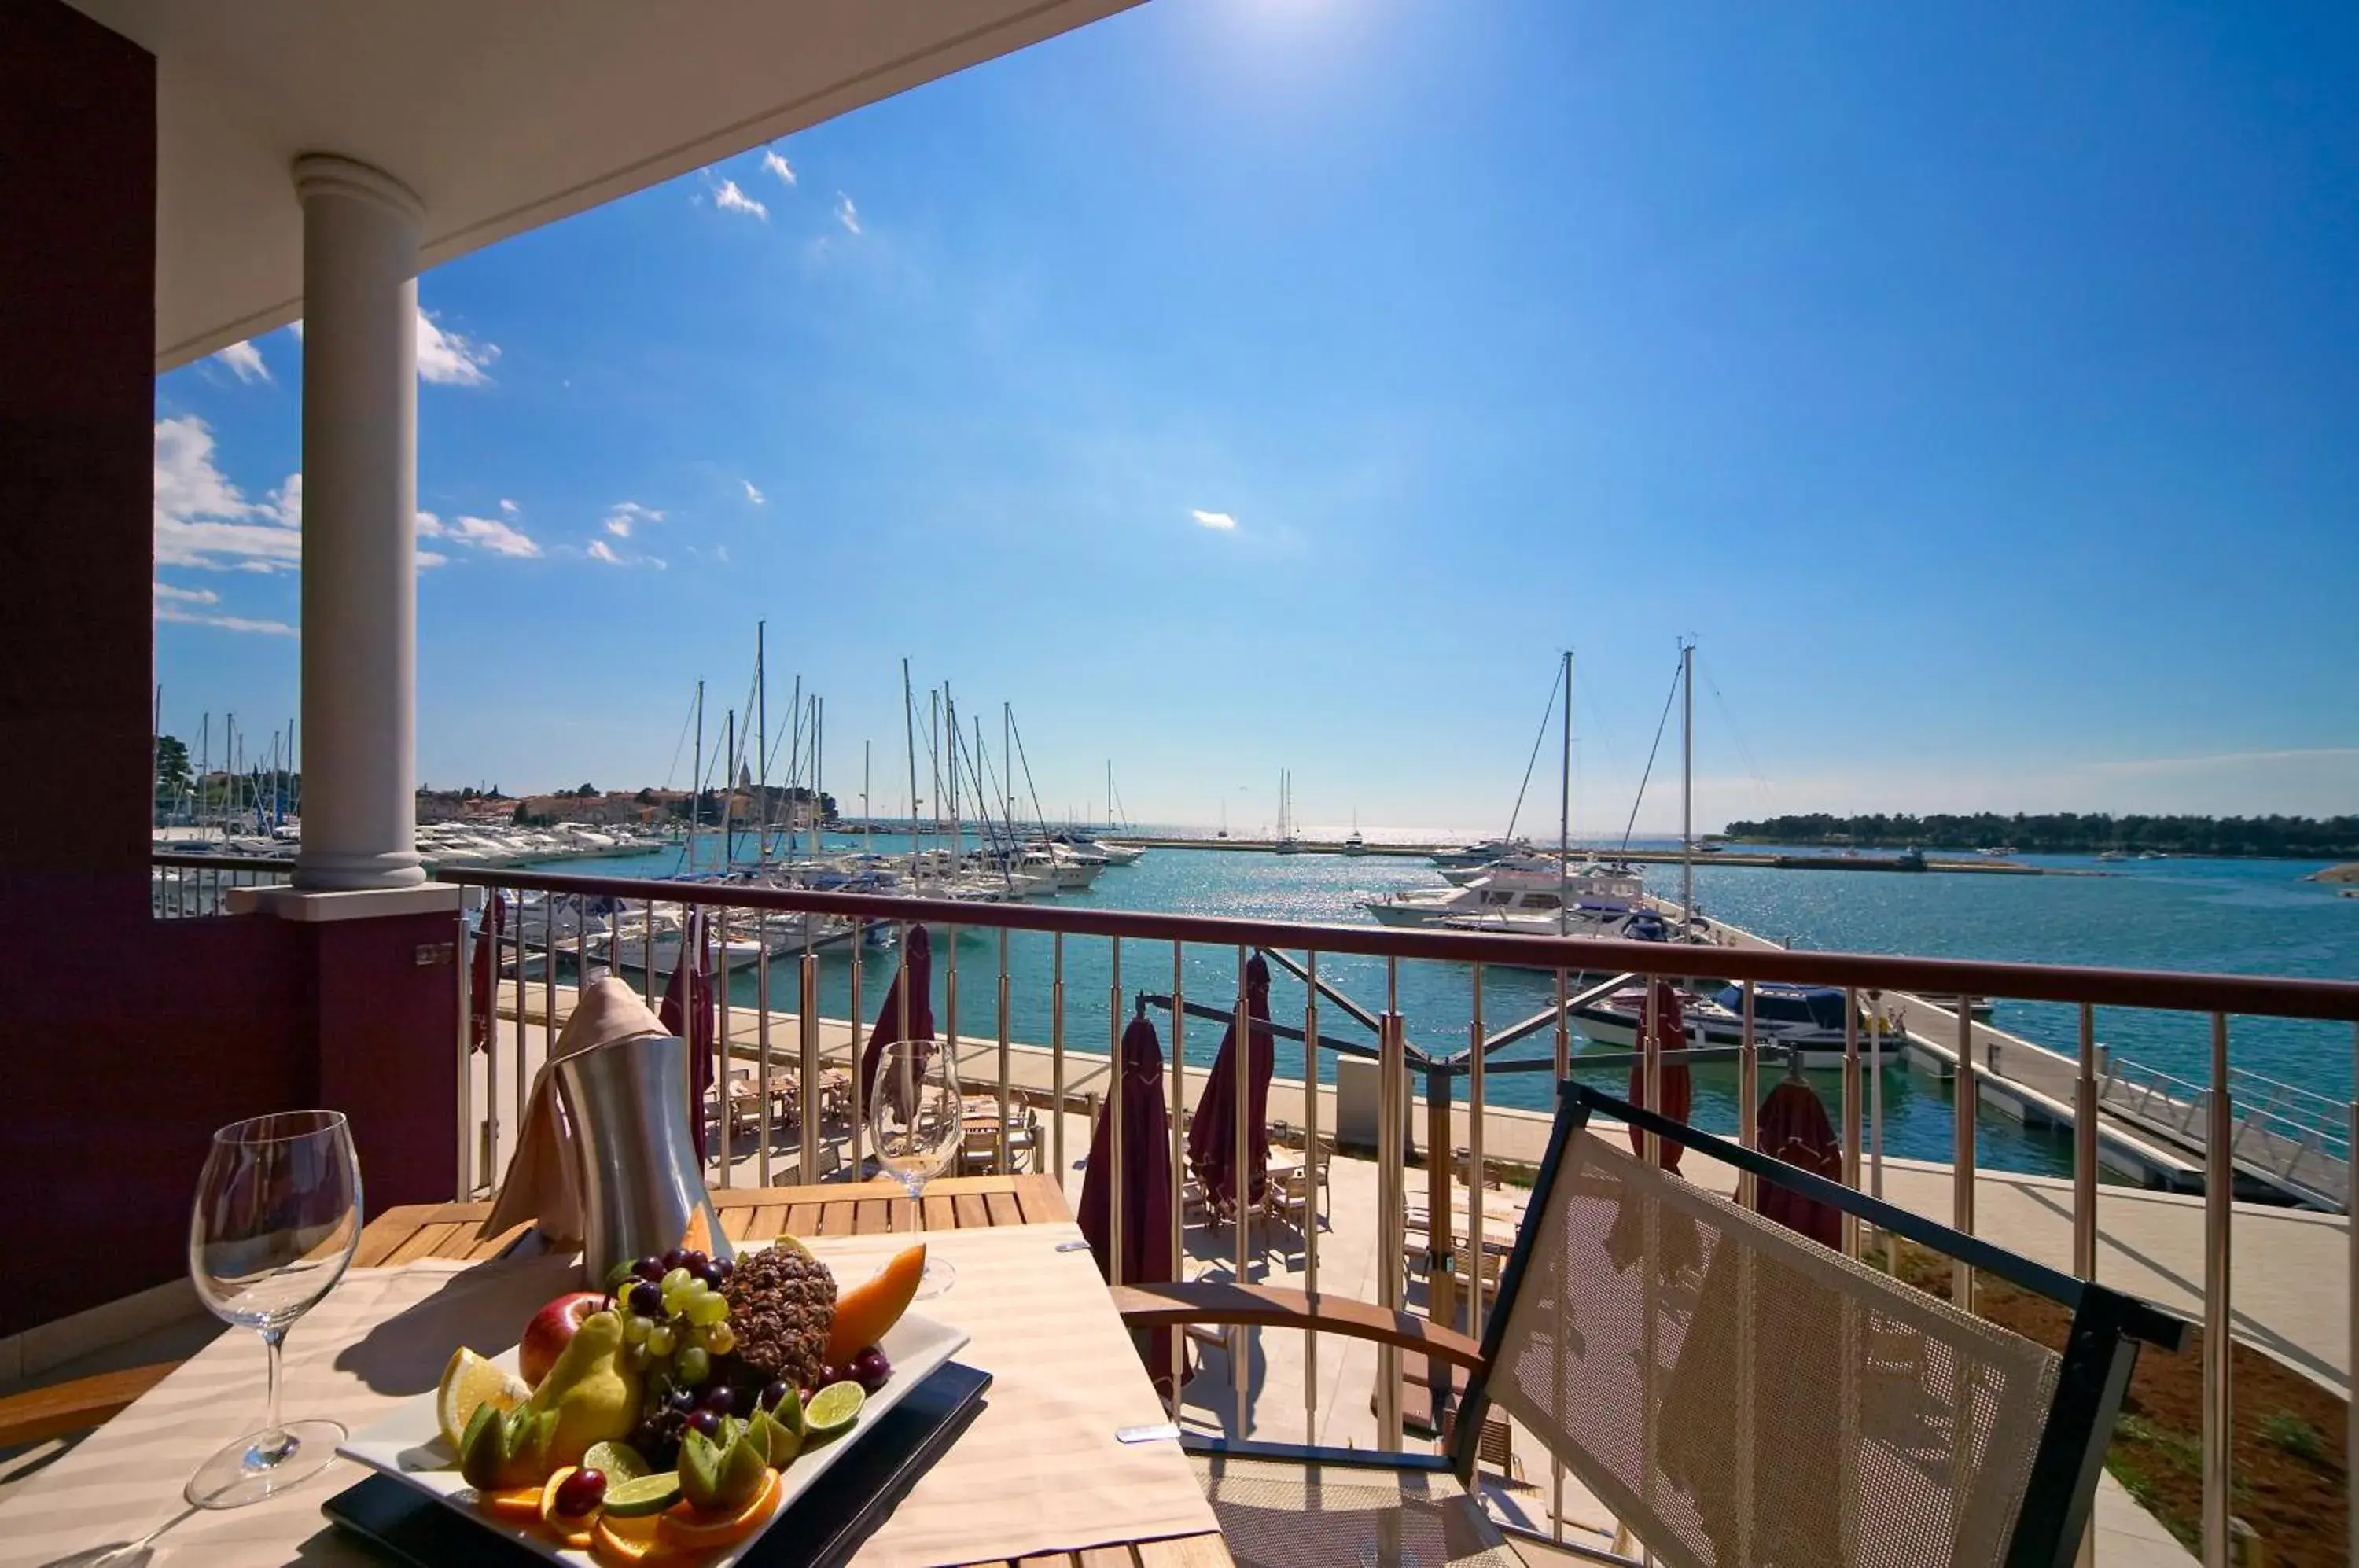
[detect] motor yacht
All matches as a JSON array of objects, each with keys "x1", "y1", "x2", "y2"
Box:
[
  {"x1": 1572, "y1": 982, "x2": 1902, "y2": 1069},
  {"x1": 1429, "y1": 836, "x2": 1536, "y2": 869}
]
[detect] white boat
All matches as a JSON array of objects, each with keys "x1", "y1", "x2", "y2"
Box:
[
  {"x1": 1365, "y1": 867, "x2": 1644, "y2": 929},
  {"x1": 1438, "y1": 852, "x2": 1570, "y2": 886},
  {"x1": 593, "y1": 908, "x2": 768, "y2": 974},
  {"x1": 1573, "y1": 983, "x2": 1903, "y2": 1069},
  {"x1": 1429, "y1": 836, "x2": 1535, "y2": 869}
]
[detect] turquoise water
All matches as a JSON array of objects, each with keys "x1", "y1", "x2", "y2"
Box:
[{"x1": 532, "y1": 834, "x2": 2358, "y2": 1177}]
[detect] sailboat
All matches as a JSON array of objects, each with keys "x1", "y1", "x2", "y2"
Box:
[
  {"x1": 1272, "y1": 770, "x2": 1302, "y2": 854},
  {"x1": 1342, "y1": 808, "x2": 1366, "y2": 856},
  {"x1": 1216, "y1": 799, "x2": 1229, "y2": 840}
]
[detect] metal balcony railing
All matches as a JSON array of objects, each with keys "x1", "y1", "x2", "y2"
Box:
[{"x1": 157, "y1": 852, "x2": 2359, "y2": 1568}]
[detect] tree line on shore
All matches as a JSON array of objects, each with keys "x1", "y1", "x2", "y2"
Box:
[{"x1": 1718, "y1": 812, "x2": 2359, "y2": 858}]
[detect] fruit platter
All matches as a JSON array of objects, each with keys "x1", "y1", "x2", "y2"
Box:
[{"x1": 338, "y1": 1235, "x2": 964, "y2": 1566}]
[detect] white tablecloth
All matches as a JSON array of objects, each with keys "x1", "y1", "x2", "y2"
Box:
[{"x1": 0, "y1": 1224, "x2": 1216, "y2": 1566}]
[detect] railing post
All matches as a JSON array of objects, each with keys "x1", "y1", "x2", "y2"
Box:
[
  {"x1": 455, "y1": 903, "x2": 472, "y2": 1198},
  {"x1": 2203, "y1": 1012, "x2": 2233, "y2": 1568},
  {"x1": 1842, "y1": 985, "x2": 1861, "y2": 1260},
  {"x1": 798, "y1": 932, "x2": 819, "y2": 1187},
  {"x1": 1301, "y1": 948, "x2": 1320, "y2": 1438},
  {"x1": 1232, "y1": 944, "x2": 1251, "y2": 1437},
  {"x1": 756, "y1": 911, "x2": 773, "y2": 1188},
  {"x1": 997, "y1": 926, "x2": 1013, "y2": 1173},
  {"x1": 1739, "y1": 980, "x2": 1758, "y2": 1213},
  {"x1": 1468, "y1": 963, "x2": 1487, "y2": 1338},
  {"x1": 1051, "y1": 933, "x2": 1066, "y2": 1179},
  {"x1": 1171, "y1": 939, "x2": 1188, "y2": 1425},
  {"x1": 1109, "y1": 938, "x2": 1124, "y2": 1290},
  {"x1": 847, "y1": 933, "x2": 864, "y2": 1180},
  {"x1": 1954, "y1": 997, "x2": 1978, "y2": 1309},
  {"x1": 1376, "y1": 979, "x2": 1406, "y2": 1452}
]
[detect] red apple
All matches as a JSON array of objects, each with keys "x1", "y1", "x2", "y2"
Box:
[{"x1": 520, "y1": 1291, "x2": 605, "y2": 1388}]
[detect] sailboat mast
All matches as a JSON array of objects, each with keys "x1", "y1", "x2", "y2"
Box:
[
  {"x1": 815, "y1": 695, "x2": 825, "y2": 850},
  {"x1": 688, "y1": 681, "x2": 704, "y2": 874},
  {"x1": 1680, "y1": 639, "x2": 1695, "y2": 924},
  {"x1": 1559, "y1": 648, "x2": 1573, "y2": 931},
  {"x1": 755, "y1": 622, "x2": 767, "y2": 868},
  {"x1": 901, "y1": 657, "x2": 922, "y2": 880},
  {"x1": 945, "y1": 683, "x2": 962, "y2": 873},
  {"x1": 719, "y1": 710, "x2": 737, "y2": 869},
  {"x1": 1003, "y1": 702, "x2": 1014, "y2": 837},
  {"x1": 863, "y1": 740, "x2": 873, "y2": 856}
]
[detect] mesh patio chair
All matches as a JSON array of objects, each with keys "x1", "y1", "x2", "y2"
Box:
[{"x1": 1114, "y1": 1080, "x2": 2186, "y2": 1568}]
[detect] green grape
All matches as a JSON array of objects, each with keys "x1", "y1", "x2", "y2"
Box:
[
  {"x1": 646, "y1": 1323, "x2": 675, "y2": 1358},
  {"x1": 676, "y1": 1345, "x2": 711, "y2": 1386},
  {"x1": 660, "y1": 1268, "x2": 693, "y2": 1297},
  {"x1": 620, "y1": 1313, "x2": 650, "y2": 1345},
  {"x1": 686, "y1": 1291, "x2": 729, "y2": 1327},
  {"x1": 705, "y1": 1322, "x2": 736, "y2": 1355}
]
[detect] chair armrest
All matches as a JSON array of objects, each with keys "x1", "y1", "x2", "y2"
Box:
[
  {"x1": 0, "y1": 1360, "x2": 182, "y2": 1447},
  {"x1": 1110, "y1": 1282, "x2": 1486, "y2": 1371}
]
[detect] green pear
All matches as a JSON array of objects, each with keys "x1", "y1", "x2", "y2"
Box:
[{"x1": 523, "y1": 1308, "x2": 642, "y2": 1467}]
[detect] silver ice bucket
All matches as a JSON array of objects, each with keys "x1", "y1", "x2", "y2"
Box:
[{"x1": 553, "y1": 1032, "x2": 732, "y2": 1284}]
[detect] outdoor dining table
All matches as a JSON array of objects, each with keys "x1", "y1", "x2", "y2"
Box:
[{"x1": 0, "y1": 1176, "x2": 1230, "y2": 1568}]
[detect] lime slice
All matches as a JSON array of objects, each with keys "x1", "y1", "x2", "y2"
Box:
[
  {"x1": 599, "y1": 1471, "x2": 683, "y2": 1517},
  {"x1": 582, "y1": 1440, "x2": 650, "y2": 1482},
  {"x1": 804, "y1": 1381, "x2": 866, "y2": 1441}
]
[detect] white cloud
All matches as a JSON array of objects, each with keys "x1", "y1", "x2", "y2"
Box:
[
  {"x1": 762, "y1": 149, "x2": 797, "y2": 187},
  {"x1": 1190, "y1": 509, "x2": 1238, "y2": 531},
  {"x1": 416, "y1": 308, "x2": 498, "y2": 385},
  {"x1": 742, "y1": 479, "x2": 765, "y2": 505},
  {"x1": 499, "y1": 498, "x2": 520, "y2": 517},
  {"x1": 416, "y1": 550, "x2": 450, "y2": 569},
  {"x1": 834, "y1": 193, "x2": 861, "y2": 235},
  {"x1": 450, "y1": 514, "x2": 541, "y2": 558},
  {"x1": 714, "y1": 179, "x2": 768, "y2": 221},
  {"x1": 155, "y1": 604, "x2": 296, "y2": 636},
  {"x1": 418, "y1": 506, "x2": 538, "y2": 558},
  {"x1": 602, "y1": 501, "x2": 664, "y2": 539},
  {"x1": 587, "y1": 539, "x2": 625, "y2": 565},
  {"x1": 153, "y1": 581, "x2": 219, "y2": 605},
  {"x1": 212, "y1": 340, "x2": 270, "y2": 384},
  {"x1": 153, "y1": 417, "x2": 304, "y2": 573}
]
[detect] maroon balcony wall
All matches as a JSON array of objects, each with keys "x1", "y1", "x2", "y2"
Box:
[{"x1": 0, "y1": 1, "x2": 458, "y2": 1339}]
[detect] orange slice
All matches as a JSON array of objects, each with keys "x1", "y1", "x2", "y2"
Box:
[
  {"x1": 539, "y1": 1466, "x2": 598, "y2": 1548},
  {"x1": 825, "y1": 1243, "x2": 924, "y2": 1365},
  {"x1": 655, "y1": 1467, "x2": 782, "y2": 1550},
  {"x1": 592, "y1": 1511, "x2": 679, "y2": 1566},
  {"x1": 480, "y1": 1485, "x2": 546, "y2": 1523}
]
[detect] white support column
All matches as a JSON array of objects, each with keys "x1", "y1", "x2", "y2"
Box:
[{"x1": 293, "y1": 154, "x2": 425, "y2": 892}]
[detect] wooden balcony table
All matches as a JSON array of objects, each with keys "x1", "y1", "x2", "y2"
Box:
[{"x1": 0, "y1": 1176, "x2": 1228, "y2": 1568}]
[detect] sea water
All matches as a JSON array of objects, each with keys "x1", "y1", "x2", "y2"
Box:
[{"x1": 531, "y1": 834, "x2": 2358, "y2": 1176}]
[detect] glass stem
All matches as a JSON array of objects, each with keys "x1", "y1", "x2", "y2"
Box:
[{"x1": 257, "y1": 1326, "x2": 293, "y2": 1457}]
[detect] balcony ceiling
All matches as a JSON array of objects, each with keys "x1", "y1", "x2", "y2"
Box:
[{"x1": 69, "y1": 0, "x2": 1141, "y2": 370}]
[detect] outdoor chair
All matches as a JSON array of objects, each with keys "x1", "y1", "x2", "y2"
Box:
[
  {"x1": 1113, "y1": 1080, "x2": 2187, "y2": 1568},
  {"x1": 1264, "y1": 1163, "x2": 1316, "y2": 1233}
]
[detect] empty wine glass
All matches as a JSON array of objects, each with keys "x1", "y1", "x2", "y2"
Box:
[
  {"x1": 185, "y1": 1110, "x2": 362, "y2": 1508},
  {"x1": 867, "y1": 1039, "x2": 960, "y2": 1297}
]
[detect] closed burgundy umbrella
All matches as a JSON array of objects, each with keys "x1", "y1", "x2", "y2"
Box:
[
  {"x1": 1079, "y1": 1014, "x2": 1187, "y2": 1394},
  {"x1": 1754, "y1": 1077, "x2": 1845, "y2": 1249},
  {"x1": 1187, "y1": 954, "x2": 1275, "y2": 1211},
  {"x1": 1627, "y1": 979, "x2": 1695, "y2": 1172},
  {"x1": 859, "y1": 924, "x2": 937, "y2": 1097},
  {"x1": 469, "y1": 893, "x2": 505, "y2": 1054},
  {"x1": 659, "y1": 907, "x2": 717, "y2": 1164}
]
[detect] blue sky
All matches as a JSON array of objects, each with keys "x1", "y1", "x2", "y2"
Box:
[{"x1": 153, "y1": 0, "x2": 2359, "y2": 834}]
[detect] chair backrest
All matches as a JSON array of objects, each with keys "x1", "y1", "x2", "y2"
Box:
[{"x1": 1452, "y1": 1081, "x2": 2184, "y2": 1568}]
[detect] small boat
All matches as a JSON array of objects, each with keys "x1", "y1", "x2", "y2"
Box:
[
  {"x1": 1430, "y1": 836, "x2": 1536, "y2": 869},
  {"x1": 1980, "y1": 845, "x2": 2018, "y2": 859},
  {"x1": 1573, "y1": 982, "x2": 1902, "y2": 1069},
  {"x1": 1366, "y1": 863, "x2": 1647, "y2": 929},
  {"x1": 2096, "y1": 850, "x2": 2129, "y2": 863}
]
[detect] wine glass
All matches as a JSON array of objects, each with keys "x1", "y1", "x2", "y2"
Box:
[
  {"x1": 867, "y1": 1040, "x2": 960, "y2": 1297},
  {"x1": 185, "y1": 1110, "x2": 362, "y2": 1509}
]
